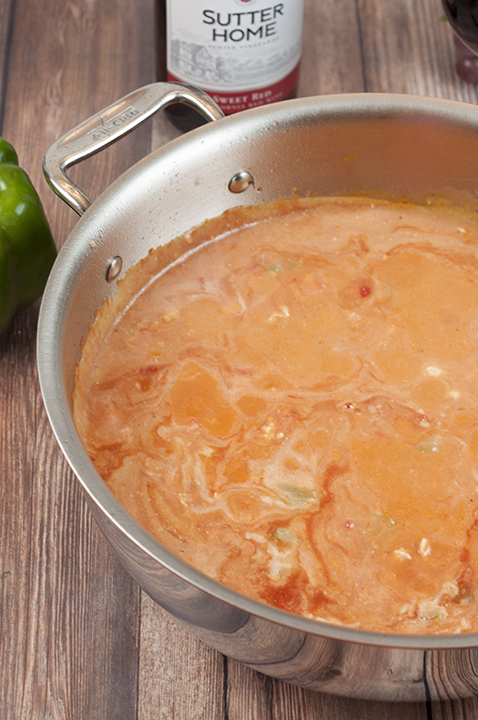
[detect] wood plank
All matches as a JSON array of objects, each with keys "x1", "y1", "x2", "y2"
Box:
[
  {"x1": 357, "y1": 0, "x2": 478, "y2": 102},
  {"x1": 0, "y1": 0, "x2": 13, "y2": 128},
  {"x1": 299, "y1": 0, "x2": 365, "y2": 96},
  {"x1": 3, "y1": 0, "x2": 155, "y2": 248},
  {"x1": 138, "y1": 594, "x2": 225, "y2": 720},
  {"x1": 429, "y1": 696, "x2": 478, "y2": 720},
  {"x1": 0, "y1": 0, "x2": 155, "y2": 717},
  {"x1": 0, "y1": 306, "x2": 42, "y2": 716}
]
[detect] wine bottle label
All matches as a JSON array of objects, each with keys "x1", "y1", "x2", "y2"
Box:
[{"x1": 166, "y1": 0, "x2": 304, "y2": 113}]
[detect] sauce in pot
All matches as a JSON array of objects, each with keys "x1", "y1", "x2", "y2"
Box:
[{"x1": 74, "y1": 196, "x2": 478, "y2": 634}]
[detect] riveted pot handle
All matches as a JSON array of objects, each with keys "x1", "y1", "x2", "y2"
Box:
[{"x1": 43, "y1": 82, "x2": 225, "y2": 216}]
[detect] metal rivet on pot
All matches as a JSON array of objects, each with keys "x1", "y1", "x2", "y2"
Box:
[
  {"x1": 228, "y1": 171, "x2": 254, "y2": 193},
  {"x1": 106, "y1": 255, "x2": 123, "y2": 283}
]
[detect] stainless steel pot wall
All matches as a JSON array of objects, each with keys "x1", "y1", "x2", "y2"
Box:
[{"x1": 38, "y1": 84, "x2": 478, "y2": 703}]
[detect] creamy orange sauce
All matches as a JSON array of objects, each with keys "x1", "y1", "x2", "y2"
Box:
[{"x1": 73, "y1": 196, "x2": 478, "y2": 634}]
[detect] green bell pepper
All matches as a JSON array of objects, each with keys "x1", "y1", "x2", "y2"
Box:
[{"x1": 0, "y1": 136, "x2": 57, "y2": 335}]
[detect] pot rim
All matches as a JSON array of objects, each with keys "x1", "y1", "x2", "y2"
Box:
[{"x1": 38, "y1": 91, "x2": 478, "y2": 651}]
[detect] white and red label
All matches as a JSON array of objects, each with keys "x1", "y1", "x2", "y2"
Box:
[{"x1": 166, "y1": 0, "x2": 304, "y2": 113}]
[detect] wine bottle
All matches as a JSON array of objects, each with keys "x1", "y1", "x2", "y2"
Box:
[{"x1": 155, "y1": 0, "x2": 305, "y2": 131}]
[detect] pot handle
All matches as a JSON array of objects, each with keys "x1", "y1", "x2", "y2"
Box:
[{"x1": 43, "y1": 82, "x2": 225, "y2": 216}]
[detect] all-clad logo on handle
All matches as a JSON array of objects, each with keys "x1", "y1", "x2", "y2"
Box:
[{"x1": 87, "y1": 106, "x2": 140, "y2": 142}]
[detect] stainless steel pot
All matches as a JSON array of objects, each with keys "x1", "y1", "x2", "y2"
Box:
[{"x1": 38, "y1": 82, "x2": 478, "y2": 703}]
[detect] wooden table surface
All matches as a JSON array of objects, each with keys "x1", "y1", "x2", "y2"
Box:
[{"x1": 2, "y1": 0, "x2": 478, "y2": 717}]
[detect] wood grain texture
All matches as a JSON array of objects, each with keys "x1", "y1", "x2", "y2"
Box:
[
  {"x1": 357, "y1": 0, "x2": 478, "y2": 102},
  {"x1": 138, "y1": 594, "x2": 225, "y2": 720},
  {"x1": 299, "y1": 0, "x2": 365, "y2": 96},
  {"x1": 0, "y1": 0, "x2": 153, "y2": 718},
  {"x1": 0, "y1": 0, "x2": 13, "y2": 129},
  {"x1": 2, "y1": 0, "x2": 155, "y2": 247},
  {"x1": 2, "y1": 0, "x2": 478, "y2": 717}
]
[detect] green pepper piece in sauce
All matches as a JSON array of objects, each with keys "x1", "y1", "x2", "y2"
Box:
[{"x1": 0, "y1": 136, "x2": 57, "y2": 335}]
